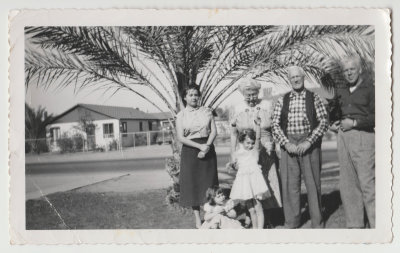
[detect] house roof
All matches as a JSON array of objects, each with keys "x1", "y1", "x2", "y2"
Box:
[
  {"x1": 147, "y1": 112, "x2": 173, "y2": 120},
  {"x1": 51, "y1": 103, "x2": 172, "y2": 123},
  {"x1": 79, "y1": 103, "x2": 155, "y2": 120}
]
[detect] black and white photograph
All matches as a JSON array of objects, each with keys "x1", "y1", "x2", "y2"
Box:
[{"x1": 8, "y1": 9, "x2": 392, "y2": 244}]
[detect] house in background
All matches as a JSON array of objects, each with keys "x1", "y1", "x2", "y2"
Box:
[
  {"x1": 147, "y1": 112, "x2": 174, "y2": 130},
  {"x1": 46, "y1": 103, "x2": 172, "y2": 152}
]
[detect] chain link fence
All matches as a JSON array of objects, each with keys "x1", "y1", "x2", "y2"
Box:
[
  {"x1": 25, "y1": 130, "x2": 232, "y2": 154},
  {"x1": 25, "y1": 129, "x2": 334, "y2": 155}
]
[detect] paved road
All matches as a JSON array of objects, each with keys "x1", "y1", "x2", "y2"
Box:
[{"x1": 26, "y1": 150, "x2": 338, "y2": 200}]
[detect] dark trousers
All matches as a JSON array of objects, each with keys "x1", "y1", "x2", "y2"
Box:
[{"x1": 280, "y1": 134, "x2": 323, "y2": 228}]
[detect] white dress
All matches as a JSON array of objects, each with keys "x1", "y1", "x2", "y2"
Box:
[
  {"x1": 200, "y1": 202, "x2": 243, "y2": 229},
  {"x1": 229, "y1": 99, "x2": 282, "y2": 207},
  {"x1": 229, "y1": 146, "x2": 270, "y2": 201}
]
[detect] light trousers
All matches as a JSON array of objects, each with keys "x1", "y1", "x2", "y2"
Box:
[{"x1": 338, "y1": 129, "x2": 375, "y2": 228}]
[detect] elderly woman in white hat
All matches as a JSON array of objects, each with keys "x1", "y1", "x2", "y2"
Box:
[{"x1": 229, "y1": 78, "x2": 282, "y2": 227}]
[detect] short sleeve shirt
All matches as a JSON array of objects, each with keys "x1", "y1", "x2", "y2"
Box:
[
  {"x1": 229, "y1": 99, "x2": 273, "y2": 131},
  {"x1": 177, "y1": 106, "x2": 213, "y2": 139}
]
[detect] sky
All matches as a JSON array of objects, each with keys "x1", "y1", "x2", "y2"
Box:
[
  {"x1": 25, "y1": 77, "x2": 245, "y2": 115},
  {"x1": 26, "y1": 80, "x2": 172, "y2": 115},
  {"x1": 25, "y1": 79, "x2": 253, "y2": 115}
]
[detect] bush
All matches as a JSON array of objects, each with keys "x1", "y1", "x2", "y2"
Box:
[
  {"x1": 150, "y1": 132, "x2": 158, "y2": 145},
  {"x1": 72, "y1": 134, "x2": 84, "y2": 151},
  {"x1": 36, "y1": 140, "x2": 50, "y2": 153},
  {"x1": 108, "y1": 139, "x2": 119, "y2": 151},
  {"x1": 57, "y1": 134, "x2": 74, "y2": 153},
  {"x1": 134, "y1": 133, "x2": 147, "y2": 146},
  {"x1": 95, "y1": 145, "x2": 105, "y2": 152},
  {"x1": 25, "y1": 139, "x2": 50, "y2": 154},
  {"x1": 56, "y1": 133, "x2": 85, "y2": 153}
]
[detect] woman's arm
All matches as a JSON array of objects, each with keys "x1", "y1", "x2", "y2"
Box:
[
  {"x1": 206, "y1": 117, "x2": 217, "y2": 146},
  {"x1": 254, "y1": 117, "x2": 261, "y2": 151},
  {"x1": 230, "y1": 126, "x2": 238, "y2": 162},
  {"x1": 176, "y1": 113, "x2": 206, "y2": 150},
  {"x1": 199, "y1": 117, "x2": 217, "y2": 156}
]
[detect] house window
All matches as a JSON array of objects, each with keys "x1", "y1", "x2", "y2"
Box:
[
  {"x1": 121, "y1": 122, "x2": 127, "y2": 137},
  {"x1": 148, "y1": 121, "x2": 153, "y2": 131},
  {"x1": 139, "y1": 122, "x2": 143, "y2": 131},
  {"x1": 50, "y1": 127, "x2": 60, "y2": 142},
  {"x1": 103, "y1": 123, "x2": 114, "y2": 138}
]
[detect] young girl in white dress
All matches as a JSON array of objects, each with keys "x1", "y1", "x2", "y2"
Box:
[
  {"x1": 230, "y1": 118, "x2": 269, "y2": 229},
  {"x1": 200, "y1": 186, "x2": 243, "y2": 229}
]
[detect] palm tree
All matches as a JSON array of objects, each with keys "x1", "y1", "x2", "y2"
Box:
[
  {"x1": 25, "y1": 103, "x2": 53, "y2": 154},
  {"x1": 25, "y1": 25, "x2": 374, "y2": 204}
]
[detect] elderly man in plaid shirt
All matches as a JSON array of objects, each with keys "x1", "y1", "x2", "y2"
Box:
[{"x1": 272, "y1": 66, "x2": 328, "y2": 228}]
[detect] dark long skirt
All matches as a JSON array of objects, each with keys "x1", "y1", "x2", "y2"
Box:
[{"x1": 179, "y1": 138, "x2": 219, "y2": 207}]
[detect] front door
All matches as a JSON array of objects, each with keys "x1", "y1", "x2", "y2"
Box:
[{"x1": 86, "y1": 124, "x2": 96, "y2": 150}]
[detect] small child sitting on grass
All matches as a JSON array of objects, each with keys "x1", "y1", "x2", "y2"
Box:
[{"x1": 200, "y1": 186, "x2": 243, "y2": 229}]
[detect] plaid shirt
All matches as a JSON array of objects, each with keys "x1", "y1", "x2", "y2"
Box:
[{"x1": 272, "y1": 90, "x2": 328, "y2": 146}]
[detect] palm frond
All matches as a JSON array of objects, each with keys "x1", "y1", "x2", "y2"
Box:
[
  {"x1": 25, "y1": 48, "x2": 169, "y2": 114},
  {"x1": 26, "y1": 25, "x2": 375, "y2": 114},
  {"x1": 205, "y1": 25, "x2": 374, "y2": 107},
  {"x1": 26, "y1": 26, "x2": 178, "y2": 114}
]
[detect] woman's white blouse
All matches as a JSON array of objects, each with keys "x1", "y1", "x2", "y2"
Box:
[{"x1": 177, "y1": 106, "x2": 213, "y2": 139}]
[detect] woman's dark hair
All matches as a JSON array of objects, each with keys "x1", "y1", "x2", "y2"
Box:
[
  {"x1": 238, "y1": 129, "x2": 256, "y2": 143},
  {"x1": 205, "y1": 186, "x2": 224, "y2": 206},
  {"x1": 181, "y1": 85, "x2": 201, "y2": 107}
]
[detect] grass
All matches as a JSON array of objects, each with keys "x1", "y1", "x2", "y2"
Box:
[
  {"x1": 26, "y1": 186, "x2": 345, "y2": 230},
  {"x1": 26, "y1": 189, "x2": 196, "y2": 229}
]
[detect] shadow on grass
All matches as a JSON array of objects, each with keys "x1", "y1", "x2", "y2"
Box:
[
  {"x1": 253, "y1": 190, "x2": 343, "y2": 228},
  {"x1": 209, "y1": 168, "x2": 343, "y2": 228},
  {"x1": 298, "y1": 190, "x2": 342, "y2": 227}
]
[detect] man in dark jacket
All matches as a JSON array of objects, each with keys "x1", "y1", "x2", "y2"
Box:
[
  {"x1": 272, "y1": 66, "x2": 328, "y2": 228},
  {"x1": 330, "y1": 55, "x2": 375, "y2": 228}
]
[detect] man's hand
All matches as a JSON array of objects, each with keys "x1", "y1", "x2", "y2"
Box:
[
  {"x1": 284, "y1": 143, "x2": 298, "y2": 155},
  {"x1": 340, "y1": 118, "x2": 355, "y2": 131},
  {"x1": 329, "y1": 120, "x2": 340, "y2": 133},
  {"x1": 297, "y1": 141, "x2": 312, "y2": 155}
]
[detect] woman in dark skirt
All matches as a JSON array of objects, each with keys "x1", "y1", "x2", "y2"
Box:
[{"x1": 176, "y1": 85, "x2": 219, "y2": 228}]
